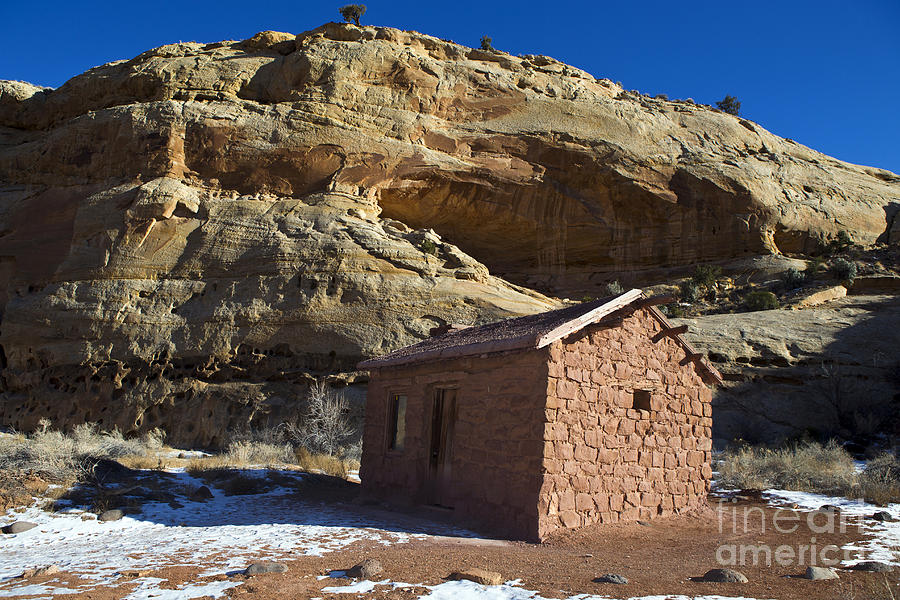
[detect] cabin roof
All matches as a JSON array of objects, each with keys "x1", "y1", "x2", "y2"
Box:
[{"x1": 358, "y1": 289, "x2": 722, "y2": 384}]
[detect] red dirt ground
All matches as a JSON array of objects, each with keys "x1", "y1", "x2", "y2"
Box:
[{"x1": 10, "y1": 497, "x2": 899, "y2": 600}]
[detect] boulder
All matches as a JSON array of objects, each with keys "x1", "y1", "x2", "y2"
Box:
[
  {"x1": 2, "y1": 521, "x2": 38, "y2": 534},
  {"x1": 190, "y1": 485, "x2": 214, "y2": 501},
  {"x1": 803, "y1": 566, "x2": 839, "y2": 580},
  {"x1": 871, "y1": 511, "x2": 898, "y2": 523},
  {"x1": 21, "y1": 565, "x2": 60, "y2": 578},
  {"x1": 700, "y1": 568, "x2": 748, "y2": 583},
  {"x1": 449, "y1": 569, "x2": 503, "y2": 586},
  {"x1": 243, "y1": 562, "x2": 288, "y2": 575},
  {"x1": 794, "y1": 285, "x2": 847, "y2": 309},
  {"x1": 98, "y1": 509, "x2": 124, "y2": 522},
  {"x1": 594, "y1": 574, "x2": 628, "y2": 584},
  {"x1": 850, "y1": 561, "x2": 893, "y2": 573},
  {"x1": 346, "y1": 558, "x2": 384, "y2": 579}
]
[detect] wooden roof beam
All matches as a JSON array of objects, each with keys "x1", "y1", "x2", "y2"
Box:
[
  {"x1": 638, "y1": 294, "x2": 676, "y2": 307},
  {"x1": 680, "y1": 352, "x2": 704, "y2": 366},
  {"x1": 652, "y1": 324, "x2": 688, "y2": 343}
]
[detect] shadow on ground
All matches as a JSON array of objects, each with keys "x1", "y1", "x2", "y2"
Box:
[{"x1": 51, "y1": 459, "x2": 476, "y2": 539}]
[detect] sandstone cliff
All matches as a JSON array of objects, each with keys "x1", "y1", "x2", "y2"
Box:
[{"x1": 0, "y1": 23, "x2": 897, "y2": 444}]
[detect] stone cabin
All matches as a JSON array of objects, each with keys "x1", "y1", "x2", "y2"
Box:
[{"x1": 357, "y1": 289, "x2": 722, "y2": 541}]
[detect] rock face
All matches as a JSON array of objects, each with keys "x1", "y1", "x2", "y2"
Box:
[
  {"x1": 677, "y1": 294, "x2": 900, "y2": 443},
  {"x1": 0, "y1": 23, "x2": 897, "y2": 444}
]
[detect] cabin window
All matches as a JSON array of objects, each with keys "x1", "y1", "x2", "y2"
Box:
[
  {"x1": 632, "y1": 389, "x2": 652, "y2": 412},
  {"x1": 388, "y1": 394, "x2": 407, "y2": 451}
]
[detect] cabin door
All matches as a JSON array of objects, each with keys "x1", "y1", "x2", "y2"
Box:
[{"x1": 426, "y1": 388, "x2": 457, "y2": 508}]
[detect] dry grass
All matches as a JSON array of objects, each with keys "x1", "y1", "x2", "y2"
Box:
[
  {"x1": 858, "y1": 453, "x2": 900, "y2": 506},
  {"x1": 2, "y1": 416, "x2": 360, "y2": 506},
  {"x1": 116, "y1": 455, "x2": 180, "y2": 470},
  {"x1": 717, "y1": 441, "x2": 900, "y2": 504},
  {"x1": 717, "y1": 440, "x2": 857, "y2": 493},
  {"x1": 0, "y1": 424, "x2": 165, "y2": 485},
  {"x1": 295, "y1": 448, "x2": 359, "y2": 478},
  {"x1": 838, "y1": 573, "x2": 898, "y2": 600},
  {"x1": 183, "y1": 439, "x2": 293, "y2": 472}
]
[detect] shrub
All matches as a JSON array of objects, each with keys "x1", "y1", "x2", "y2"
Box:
[
  {"x1": 678, "y1": 280, "x2": 699, "y2": 302},
  {"x1": 338, "y1": 4, "x2": 366, "y2": 26},
  {"x1": 655, "y1": 93, "x2": 668, "y2": 100},
  {"x1": 480, "y1": 36, "x2": 493, "y2": 51},
  {"x1": 691, "y1": 264, "x2": 722, "y2": 290},
  {"x1": 719, "y1": 443, "x2": 900, "y2": 505},
  {"x1": 224, "y1": 440, "x2": 292, "y2": 466},
  {"x1": 419, "y1": 239, "x2": 437, "y2": 255},
  {"x1": 659, "y1": 303, "x2": 684, "y2": 317},
  {"x1": 295, "y1": 448, "x2": 358, "y2": 478},
  {"x1": 743, "y1": 290, "x2": 779, "y2": 311},
  {"x1": 287, "y1": 381, "x2": 357, "y2": 456},
  {"x1": 716, "y1": 441, "x2": 856, "y2": 494},
  {"x1": 858, "y1": 453, "x2": 900, "y2": 505},
  {"x1": 804, "y1": 258, "x2": 824, "y2": 281},
  {"x1": 833, "y1": 230, "x2": 853, "y2": 251},
  {"x1": 716, "y1": 95, "x2": 741, "y2": 116},
  {"x1": 0, "y1": 424, "x2": 151, "y2": 484},
  {"x1": 830, "y1": 258, "x2": 858, "y2": 282},
  {"x1": 605, "y1": 280, "x2": 624, "y2": 296},
  {"x1": 781, "y1": 267, "x2": 807, "y2": 290}
]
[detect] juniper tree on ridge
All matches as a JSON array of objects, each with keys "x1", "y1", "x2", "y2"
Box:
[{"x1": 339, "y1": 4, "x2": 366, "y2": 26}]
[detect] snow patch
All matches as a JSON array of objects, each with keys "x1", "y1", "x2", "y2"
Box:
[
  {"x1": 318, "y1": 578, "x2": 771, "y2": 600},
  {"x1": 764, "y1": 489, "x2": 900, "y2": 566},
  {"x1": 122, "y1": 577, "x2": 240, "y2": 599},
  {"x1": 0, "y1": 469, "x2": 467, "y2": 599}
]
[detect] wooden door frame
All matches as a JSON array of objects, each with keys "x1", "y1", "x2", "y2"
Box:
[{"x1": 426, "y1": 386, "x2": 458, "y2": 508}]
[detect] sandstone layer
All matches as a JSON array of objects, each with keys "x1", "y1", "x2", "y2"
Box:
[{"x1": 0, "y1": 23, "x2": 898, "y2": 444}]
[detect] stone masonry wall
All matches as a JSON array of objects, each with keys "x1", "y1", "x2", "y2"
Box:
[
  {"x1": 538, "y1": 307, "x2": 713, "y2": 539},
  {"x1": 361, "y1": 349, "x2": 549, "y2": 540}
]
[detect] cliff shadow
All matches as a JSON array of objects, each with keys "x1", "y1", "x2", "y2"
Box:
[
  {"x1": 876, "y1": 201, "x2": 900, "y2": 245},
  {"x1": 710, "y1": 294, "x2": 900, "y2": 447}
]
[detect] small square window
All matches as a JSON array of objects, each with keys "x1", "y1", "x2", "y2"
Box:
[
  {"x1": 632, "y1": 390, "x2": 651, "y2": 412},
  {"x1": 388, "y1": 394, "x2": 407, "y2": 451}
]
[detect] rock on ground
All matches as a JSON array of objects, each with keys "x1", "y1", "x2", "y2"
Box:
[
  {"x1": 346, "y1": 558, "x2": 383, "y2": 579},
  {"x1": 244, "y1": 562, "x2": 288, "y2": 575},
  {"x1": 803, "y1": 566, "x2": 839, "y2": 580},
  {"x1": 850, "y1": 561, "x2": 893, "y2": 573},
  {"x1": 871, "y1": 511, "x2": 898, "y2": 523},
  {"x1": 2, "y1": 521, "x2": 38, "y2": 534},
  {"x1": 98, "y1": 509, "x2": 124, "y2": 522},
  {"x1": 594, "y1": 573, "x2": 628, "y2": 584},
  {"x1": 449, "y1": 569, "x2": 503, "y2": 586},
  {"x1": 190, "y1": 486, "x2": 214, "y2": 501},
  {"x1": 21, "y1": 565, "x2": 60, "y2": 578},
  {"x1": 700, "y1": 568, "x2": 748, "y2": 583}
]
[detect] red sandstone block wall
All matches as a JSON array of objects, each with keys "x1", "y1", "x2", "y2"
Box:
[
  {"x1": 361, "y1": 350, "x2": 549, "y2": 540},
  {"x1": 537, "y1": 307, "x2": 713, "y2": 539}
]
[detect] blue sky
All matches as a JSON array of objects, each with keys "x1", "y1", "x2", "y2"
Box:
[{"x1": 2, "y1": 0, "x2": 898, "y2": 173}]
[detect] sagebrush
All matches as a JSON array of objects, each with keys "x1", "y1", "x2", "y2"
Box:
[
  {"x1": 0, "y1": 423, "x2": 164, "y2": 484},
  {"x1": 717, "y1": 441, "x2": 900, "y2": 504}
]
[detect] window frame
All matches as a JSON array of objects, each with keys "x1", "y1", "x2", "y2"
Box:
[
  {"x1": 386, "y1": 392, "x2": 408, "y2": 453},
  {"x1": 632, "y1": 389, "x2": 652, "y2": 412}
]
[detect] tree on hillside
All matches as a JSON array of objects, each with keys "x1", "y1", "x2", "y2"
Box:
[
  {"x1": 339, "y1": 4, "x2": 366, "y2": 26},
  {"x1": 716, "y1": 95, "x2": 741, "y2": 116},
  {"x1": 480, "y1": 35, "x2": 494, "y2": 51}
]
